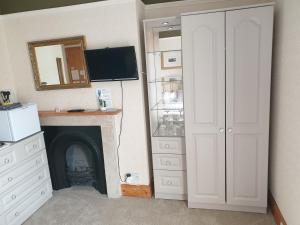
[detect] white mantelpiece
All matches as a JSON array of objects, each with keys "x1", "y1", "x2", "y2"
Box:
[{"x1": 39, "y1": 110, "x2": 122, "y2": 198}]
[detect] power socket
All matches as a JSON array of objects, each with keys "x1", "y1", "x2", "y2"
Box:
[{"x1": 125, "y1": 173, "x2": 139, "y2": 185}]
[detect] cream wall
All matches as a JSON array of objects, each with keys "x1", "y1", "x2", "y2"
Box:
[
  {"x1": 270, "y1": 0, "x2": 300, "y2": 225},
  {"x1": 0, "y1": 17, "x2": 16, "y2": 100},
  {"x1": 1, "y1": 0, "x2": 150, "y2": 185}
]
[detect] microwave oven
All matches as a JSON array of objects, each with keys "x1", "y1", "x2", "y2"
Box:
[{"x1": 0, "y1": 103, "x2": 41, "y2": 142}]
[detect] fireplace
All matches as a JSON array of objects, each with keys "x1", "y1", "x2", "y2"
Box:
[{"x1": 42, "y1": 126, "x2": 107, "y2": 194}]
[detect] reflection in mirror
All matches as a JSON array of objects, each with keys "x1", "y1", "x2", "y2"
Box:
[{"x1": 28, "y1": 36, "x2": 90, "y2": 90}]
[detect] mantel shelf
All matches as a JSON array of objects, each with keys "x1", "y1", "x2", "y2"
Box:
[{"x1": 39, "y1": 109, "x2": 122, "y2": 118}]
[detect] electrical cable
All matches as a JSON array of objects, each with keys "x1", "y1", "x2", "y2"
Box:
[{"x1": 116, "y1": 81, "x2": 125, "y2": 182}]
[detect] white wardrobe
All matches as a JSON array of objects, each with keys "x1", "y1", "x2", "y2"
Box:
[{"x1": 182, "y1": 4, "x2": 273, "y2": 213}]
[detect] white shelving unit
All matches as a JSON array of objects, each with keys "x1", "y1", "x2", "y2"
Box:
[{"x1": 144, "y1": 17, "x2": 187, "y2": 200}]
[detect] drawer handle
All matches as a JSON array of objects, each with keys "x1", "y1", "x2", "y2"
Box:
[
  {"x1": 4, "y1": 158, "x2": 10, "y2": 164},
  {"x1": 38, "y1": 175, "x2": 43, "y2": 180},
  {"x1": 11, "y1": 194, "x2": 17, "y2": 200},
  {"x1": 15, "y1": 212, "x2": 20, "y2": 217},
  {"x1": 7, "y1": 177, "x2": 13, "y2": 182},
  {"x1": 33, "y1": 144, "x2": 39, "y2": 149},
  {"x1": 162, "y1": 160, "x2": 172, "y2": 166},
  {"x1": 41, "y1": 191, "x2": 45, "y2": 195},
  {"x1": 164, "y1": 144, "x2": 170, "y2": 149},
  {"x1": 163, "y1": 180, "x2": 173, "y2": 186}
]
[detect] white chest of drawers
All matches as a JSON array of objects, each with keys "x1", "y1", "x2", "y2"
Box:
[
  {"x1": 152, "y1": 137, "x2": 187, "y2": 200},
  {"x1": 0, "y1": 132, "x2": 52, "y2": 225}
]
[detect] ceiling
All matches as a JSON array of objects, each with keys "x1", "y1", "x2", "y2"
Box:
[{"x1": 0, "y1": 0, "x2": 181, "y2": 15}]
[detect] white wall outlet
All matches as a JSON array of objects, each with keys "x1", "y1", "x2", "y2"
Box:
[{"x1": 125, "y1": 173, "x2": 139, "y2": 185}]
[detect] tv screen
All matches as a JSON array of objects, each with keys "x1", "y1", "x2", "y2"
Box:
[{"x1": 85, "y1": 46, "x2": 139, "y2": 82}]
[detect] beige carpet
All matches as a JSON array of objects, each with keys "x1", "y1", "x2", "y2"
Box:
[{"x1": 24, "y1": 186, "x2": 275, "y2": 225}]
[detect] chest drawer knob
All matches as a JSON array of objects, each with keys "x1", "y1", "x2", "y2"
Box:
[
  {"x1": 41, "y1": 191, "x2": 45, "y2": 195},
  {"x1": 15, "y1": 212, "x2": 20, "y2": 217},
  {"x1": 7, "y1": 177, "x2": 13, "y2": 182},
  {"x1": 164, "y1": 144, "x2": 170, "y2": 149},
  {"x1": 162, "y1": 160, "x2": 172, "y2": 166},
  {"x1": 11, "y1": 194, "x2": 17, "y2": 200},
  {"x1": 38, "y1": 175, "x2": 43, "y2": 180},
  {"x1": 4, "y1": 158, "x2": 10, "y2": 164},
  {"x1": 166, "y1": 180, "x2": 173, "y2": 185}
]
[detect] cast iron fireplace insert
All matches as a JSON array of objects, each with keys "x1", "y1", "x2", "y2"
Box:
[{"x1": 42, "y1": 126, "x2": 107, "y2": 194}]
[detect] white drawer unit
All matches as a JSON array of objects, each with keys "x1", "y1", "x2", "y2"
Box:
[
  {"x1": 154, "y1": 170, "x2": 187, "y2": 200},
  {"x1": 153, "y1": 154, "x2": 186, "y2": 171},
  {"x1": 151, "y1": 137, "x2": 187, "y2": 200},
  {"x1": 152, "y1": 138, "x2": 185, "y2": 155},
  {"x1": 0, "y1": 132, "x2": 52, "y2": 225}
]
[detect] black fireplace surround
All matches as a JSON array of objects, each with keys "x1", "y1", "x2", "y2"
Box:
[{"x1": 42, "y1": 126, "x2": 107, "y2": 194}]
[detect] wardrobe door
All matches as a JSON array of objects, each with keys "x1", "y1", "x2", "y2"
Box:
[
  {"x1": 182, "y1": 12, "x2": 225, "y2": 205},
  {"x1": 226, "y1": 6, "x2": 273, "y2": 207}
]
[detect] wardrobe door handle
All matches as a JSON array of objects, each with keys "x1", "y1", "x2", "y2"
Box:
[
  {"x1": 228, "y1": 128, "x2": 233, "y2": 133},
  {"x1": 219, "y1": 128, "x2": 224, "y2": 133}
]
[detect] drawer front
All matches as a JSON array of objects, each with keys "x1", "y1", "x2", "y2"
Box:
[
  {"x1": 0, "y1": 133, "x2": 45, "y2": 174},
  {"x1": 24, "y1": 136, "x2": 44, "y2": 156},
  {"x1": 154, "y1": 170, "x2": 187, "y2": 195},
  {"x1": 0, "y1": 166, "x2": 50, "y2": 214},
  {"x1": 0, "y1": 151, "x2": 47, "y2": 193},
  {"x1": 0, "y1": 153, "x2": 16, "y2": 173},
  {"x1": 152, "y1": 138, "x2": 185, "y2": 154},
  {"x1": 3, "y1": 181, "x2": 52, "y2": 225},
  {"x1": 153, "y1": 154, "x2": 186, "y2": 171}
]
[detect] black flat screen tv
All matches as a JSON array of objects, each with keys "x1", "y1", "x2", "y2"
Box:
[{"x1": 85, "y1": 46, "x2": 139, "y2": 82}]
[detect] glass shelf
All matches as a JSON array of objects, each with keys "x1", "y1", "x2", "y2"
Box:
[
  {"x1": 151, "y1": 102, "x2": 183, "y2": 111},
  {"x1": 148, "y1": 79, "x2": 182, "y2": 84},
  {"x1": 146, "y1": 50, "x2": 182, "y2": 54},
  {"x1": 145, "y1": 25, "x2": 185, "y2": 138}
]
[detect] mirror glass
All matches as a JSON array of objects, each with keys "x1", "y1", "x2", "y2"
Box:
[{"x1": 28, "y1": 36, "x2": 90, "y2": 90}]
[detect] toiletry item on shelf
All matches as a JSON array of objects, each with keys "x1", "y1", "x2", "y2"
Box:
[
  {"x1": 96, "y1": 88, "x2": 112, "y2": 111},
  {"x1": 0, "y1": 91, "x2": 12, "y2": 105}
]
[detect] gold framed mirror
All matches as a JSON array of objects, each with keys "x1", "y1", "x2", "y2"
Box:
[{"x1": 28, "y1": 36, "x2": 90, "y2": 91}]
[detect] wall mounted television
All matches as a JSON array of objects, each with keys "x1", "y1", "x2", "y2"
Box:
[{"x1": 85, "y1": 46, "x2": 139, "y2": 82}]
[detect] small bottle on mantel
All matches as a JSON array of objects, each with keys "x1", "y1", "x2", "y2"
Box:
[
  {"x1": 55, "y1": 107, "x2": 61, "y2": 113},
  {"x1": 96, "y1": 88, "x2": 112, "y2": 111},
  {"x1": 99, "y1": 99, "x2": 107, "y2": 111}
]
